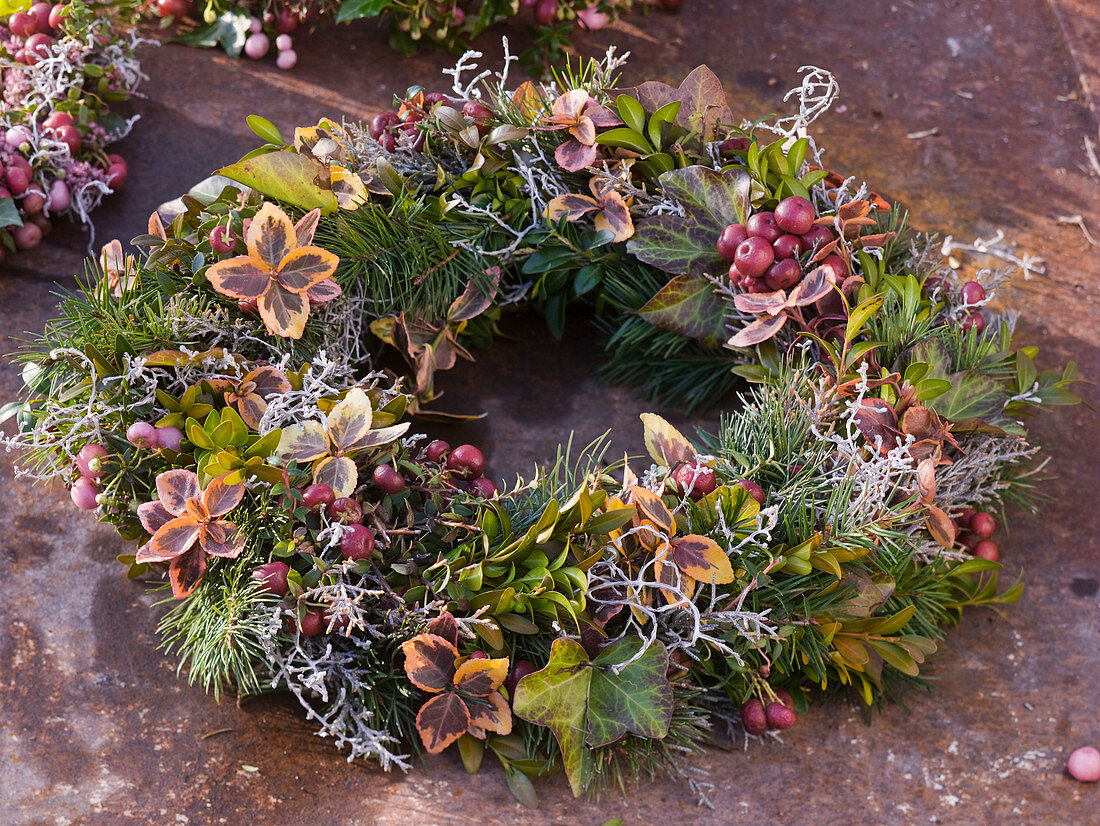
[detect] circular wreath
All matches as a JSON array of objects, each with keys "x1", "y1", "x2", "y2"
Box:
[{"x1": 1, "y1": 50, "x2": 1082, "y2": 807}]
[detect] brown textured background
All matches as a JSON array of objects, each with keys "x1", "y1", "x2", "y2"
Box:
[{"x1": 2, "y1": 1, "x2": 1099, "y2": 822}]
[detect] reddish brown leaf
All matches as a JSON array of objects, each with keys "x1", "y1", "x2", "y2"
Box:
[
  {"x1": 511, "y1": 81, "x2": 545, "y2": 118},
  {"x1": 145, "y1": 516, "x2": 201, "y2": 561},
  {"x1": 837, "y1": 200, "x2": 871, "y2": 222},
  {"x1": 258, "y1": 285, "x2": 309, "y2": 339},
  {"x1": 726, "y1": 314, "x2": 788, "y2": 347},
  {"x1": 138, "y1": 501, "x2": 174, "y2": 535},
  {"x1": 237, "y1": 394, "x2": 268, "y2": 430},
  {"x1": 925, "y1": 503, "x2": 956, "y2": 548},
  {"x1": 448, "y1": 267, "x2": 501, "y2": 323},
  {"x1": 733, "y1": 289, "x2": 789, "y2": 316},
  {"x1": 415, "y1": 691, "x2": 471, "y2": 754},
  {"x1": 293, "y1": 208, "x2": 321, "y2": 247},
  {"x1": 788, "y1": 267, "x2": 834, "y2": 306},
  {"x1": 453, "y1": 657, "x2": 509, "y2": 697},
  {"x1": 584, "y1": 102, "x2": 622, "y2": 128},
  {"x1": 247, "y1": 365, "x2": 292, "y2": 399},
  {"x1": 199, "y1": 520, "x2": 245, "y2": 558},
  {"x1": 246, "y1": 202, "x2": 295, "y2": 269},
  {"x1": 853, "y1": 398, "x2": 900, "y2": 453},
  {"x1": 467, "y1": 691, "x2": 512, "y2": 736},
  {"x1": 546, "y1": 193, "x2": 600, "y2": 223},
  {"x1": 206, "y1": 257, "x2": 271, "y2": 300},
  {"x1": 203, "y1": 472, "x2": 245, "y2": 518},
  {"x1": 555, "y1": 139, "x2": 598, "y2": 172},
  {"x1": 629, "y1": 486, "x2": 675, "y2": 535},
  {"x1": 156, "y1": 470, "x2": 201, "y2": 518},
  {"x1": 275, "y1": 247, "x2": 339, "y2": 293},
  {"x1": 168, "y1": 545, "x2": 208, "y2": 598},
  {"x1": 402, "y1": 633, "x2": 459, "y2": 693},
  {"x1": 915, "y1": 458, "x2": 936, "y2": 505},
  {"x1": 568, "y1": 116, "x2": 596, "y2": 146},
  {"x1": 672, "y1": 534, "x2": 734, "y2": 585},
  {"x1": 306, "y1": 278, "x2": 342, "y2": 304},
  {"x1": 426, "y1": 613, "x2": 459, "y2": 648}
]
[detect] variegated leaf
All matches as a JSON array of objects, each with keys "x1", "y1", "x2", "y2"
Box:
[
  {"x1": 653, "y1": 544, "x2": 694, "y2": 607},
  {"x1": 555, "y1": 139, "x2": 598, "y2": 172},
  {"x1": 257, "y1": 285, "x2": 309, "y2": 339},
  {"x1": 401, "y1": 633, "x2": 459, "y2": 692},
  {"x1": 277, "y1": 420, "x2": 329, "y2": 463},
  {"x1": 246, "y1": 202, "x2": 296, "y2": 269},
  {"x1": 453, "y1": 657, "x2": 509, "y2": 697},
  {"x1": 546, "y1": 193, "x2": 600, "y2": 223},
  {"x1": 467, "y1": 691, "x2": 512, "y2": 736},
  {"x1": 168, "y1": 545, "x2": 208, "y2": 598},
  {"x1": 306, "y1": 278, "x2": 342, "y2": 304},
  {"x1": 629, "y1": 486, "x2": 675, "y2": 535},
  {"x1": 137, "y1": 500, "x2": 174, "y2": 535},
  {"x1": 138, "y1": 516, "x2": 199, "y2": 562},
  {"x1": 276, "y1": 246, "x2": 339, "y2": 293},
  {"x1": 593, "y1": 191, "x2": 634, "y2": 242},
  {"x1": 156, "y1": 469, "x2": 202, "y2": 517},
  {"x1": 346, "y1": 422, "x2": 411, "y2": 452},
  {"x1": 199, "y1": 520, "x2": 245, "y2": 558},
  {"x1": 205, "y1": 257, "x2": 271, "y2": 300},
  {"x1": 202, "y1": 472, "x2": 245, "y2": 517},
  {"x1": 726, "y1": 314, "x2": 788, "y2": 348},
  {"x1": 416, "y1": 691, "x2": 471, "y2": 754},
  {"x1": 293, "y1": 208, "x2": 321, "y2": 247},
  {"x1": 672, "y1": 534, "x2": 734, "y2": 585},
  {"x1": 326, "y1": 388, "x2": 372, "y2": 452},
  {"x1": 313, "y1": 455, "x2": 357, "y2": 498},
  {"x1": 640, "y1": 413, "x2": 696, "y2": 467}
]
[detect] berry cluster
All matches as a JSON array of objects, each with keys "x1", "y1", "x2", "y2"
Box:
[
  {"x1": 68, "y1": 423, "x2": 184, "y2": 510},
  {"x1": 740, "y1": 689, "x2": 797, "y2": 736},
  {"x1": 955, "y1": 508, "x2": 1000, "y2": 562},
  {"x1": 717, "y1": 195, "x2": 847, "y2": 293}
]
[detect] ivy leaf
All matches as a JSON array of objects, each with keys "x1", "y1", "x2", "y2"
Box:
[
  {"x1": 0, "y1": 197, "x2": 23, "y2": 229},
  {"x1": 627, "y1": 166, "x2": 750, "y2": 276},
  {"x1": 638, "y1": 274, "x2": 727, "y2": 346},
  {"x1": 585, "y1": 638, "x2": 674, "y2": 747},
  {"x1": 401, "y1": 633, "x2": 458, "y2": 693},
  {"x1": 630, "y1": 65, "x2": 733, "y2": 142},
  {"x1": 218, "y1": 151, "x2": 338, "y2": 215}
]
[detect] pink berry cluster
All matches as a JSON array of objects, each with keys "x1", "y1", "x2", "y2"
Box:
[
  {"x1": 68, "y1": 423, "x2": 184, "y2": 510},
  {"x1": 4, "y1": 1, "x2": 67, "y2": 66},
  {"x1": 369, "y1": 92, "x2": 492, "y2": 153},
  {"x1": 669, "y1": 461, "x2": 766, "y2": 509},
  {"x1": 955, "y1": 508, "x2": 1001, "y2": 562},
  {"x1": 424, "y1": 440, "x2": 497, "y2": 499},
  {"x1": 717, "y1": 195, "x2": 848, "y2": 294},
  {"x1": 151, "y1": 0, "x2": 303, "y2": 70}
]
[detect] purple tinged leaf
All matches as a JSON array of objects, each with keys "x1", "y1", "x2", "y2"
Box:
[
  {"x1": 726, "y1": 314, "x2": 788, "y2": 348},
  {"x1": 638, "y1": 274, "x2": 727, "y2": 345}
]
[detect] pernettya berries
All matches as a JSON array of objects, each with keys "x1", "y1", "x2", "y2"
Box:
[
  {"x1": 253, "y1": 561, "x2": 291, "y2": 597},
  {"x1": 126, "y1": 421, "x2": 158, "y2": 449},
  {"x1": 424, "y1": 439, "x2": 450, "y2": 463},
  {"x1": 740, "y1": 698, "x2": 768, "y2": 736},
  {"x1": 1068, "y1": 746, "x2": 1100, "y2": 782},
  {"x1": 340, "y1": 524, "x2": 376, "y2": 561},
  {"x1": 671, "y1": 463, "x2": 716, "y2": 499},
  {"x1": 446, "y1": 444, "x2": 485, "y2": 479},
  {"x1": 302, "y1": 483, "x2": 335, "y2": 512},
  {"x1": 372, "y1": 464, "x2": 406, "y2": 495}
]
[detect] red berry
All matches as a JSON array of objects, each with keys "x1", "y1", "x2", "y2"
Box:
[
  {"x1": 243, "y1": 32, "x2": 269, "y2": 59},
  {"x1": 957, "y1": 508, "x2": 976, "y2": 529},
  {"x1": 958, "y1": 531, "x2": 980, "y2": 551},
  {"x1": 772, "y1": 233, "x2": 804, "y2": 260},
  {"x1": 735, "y1": 479, "x2": 765, "y2": 505},
  {"x1": 296, "y1": 608, "x2": 325, "y2": 637},
  {"x1": 740, "y1": 698, "x2": 768, "y2": 736},
  {"x1": 253, "y1": 561, "x2": 290, "y2": 596},
  {"x1": 772, "y1": 689, "x2": 794, "y2": 710},
  {"x1": 746, "y1": 211, "x2": 782, "y2": 243},
  {"x1": 533, "y1": 0, "x2": 558, "y2": 26},
  {"x1": 425, "y1": 439, "x2": 450, "y2": 463},
  {"x1": 8, "y1": 12, "x2": 34, "y2": 37},
  {"x1": 70, "y1": 477, "x2": 99, "y2": 510},
  {"x1": 671, "y1": 463, "x2": 716, "y2": 499},
  {"x1": 970, "y1": 511, "x2": 996, "y2": 539},
  {"x1": 746, "y1": 277, "x2": 771, "y2": 293},
  {"x1": 973, "y1": 540, "x2": 999, "y2": 562},
  {"x1": 774, "y1": 196, "x2": 815, "y2": 235},
  {"x1": 734, "y1": 236, "x2": 775, "y2": 278},
  {"x1": 331, "y1": 497, "x2": 363, "y2": 524},
  {"x1": 29, "y1": 3, "x2": 52, "y2": 33},
  {"x1": 274, "y1": 7, "x2": 299, "y2": 33},
  {"x1": 800, "y1": 224, "x2": 834, "y2": 250},
  {"x1": 378, "y1": 133, "x2": 397, "y2": 152},
  {"x1": 154, "y1": 0, "x2": 189, "y2": 19},
  {"x1": 818, "y1": 254, "x2": 849, "y2": 283},
  {"x1": 468, "y1": 651, "x2": 487, "y2": 660},
  {"x1": 462, "y1": 100, "x2": 493, "y2": 124},
  {"x1": 764, "y1": 258, "x2": 803, "y2": 291},
  {"x1": 302, "y1": 483, "x2": 335, "y2": 512},
  {"x1": 466, "y1": 476, "x2": 497, "y2": 498},
  {"x1": 23, "y1": 32, "x2": 53, "y2": 62},
  {"x1": 447, "y1": 444, "x2": 485, "y2": 479},
  {"x1": 106, "y1": 164, "x2": 127, "y2": 188},
  {"x1": 372, "y1": 464, "x2": 406, "y2": 495},
  {"x1": 369, "y1": 111, "x2": 400, "y2": 140},
  {"x1": 43, "y1": 110, "x2": 73, "y2": 130},
  {"x1": 765, "y1": 701, "x2": 797, "y2": 730},
  {"x1": 13, "y1": 222, "x2": 42, "y2": 250},
  {"x1": 961, "y1": 312, "x2": 985, "y2": 334},
  {"x1": 961, "y1": 280, "x2": 986, "y2": 305},
  {"x1": 340, "y1": 523, "x2": 376, "y2": 561},
  {"x1": 716, "y1": 224, "x2": 748, "y2": 262},
  {"x1": 48, "y1": 4, "x2": 66, "y2": 30},
  {"x1": 505, "y1": 659, "x2": 538, "y2": 696},
  {"x1": 210, "y1": 224, "x2": 236, "y2": 254},
  {"x1": 52, "y1": 124, "x2": 81, "y2": 155}
]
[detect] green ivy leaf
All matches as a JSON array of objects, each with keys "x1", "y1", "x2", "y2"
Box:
[{"x1": 638, "y1": 274, "x2": 726, "y2": 346}]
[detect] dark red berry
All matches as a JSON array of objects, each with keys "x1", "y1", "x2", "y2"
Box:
[
  {"x1": 970, "y1": 511, "x2": 996, "y2": 539},
  {"x1": 957, "y1": 508, "x2": 976, "y2": 529},
  {"x1": 340, "y1": 523, "x2": 376, "y2": 561},
  {"x1": 746, "y1": 278, "x2": 771, "y2": 293},
  {"x1": 466, "y1": 476, "x2": 497, "y2": 498},
  {"x1": 372, "y1": 464, "x2": 406, "y2": 495},
  {"x1": 958, "y1": 531, "x2": 981, "y2": 551},
  {"x1": 736, "y1": 480, "x2": 766, "y2": 505},
  {"x1": 740, "y1": 698, "x2": 768, "y2": 736},
  {"x1": 961, "y1": 280, "x2": 986, "y2": 305},
  {"x1": 717, "y1": 224, "x2": 748, "y2": 261},
  {"x1": 468, "y1": 650, "x2": 487, "y2": 660},
  {"x1": 800, "y1": 224, "x2": 834, "y2": 250},
  {"x1": 369, "y1": 111, "x2": 400, "y2": 139},
  {"x1": 447, "y1": 444, "x2": 485, "y2": 479},
  {"x1": 973, "y1": 540, "x2": 999, "y2": 562},
  {"x1": 729, "y1": 263, "x2": 747, "y2": 287},
  {"x1": 253, "y1": 561, "x2": 291, "y2": 596},
  {"x1": 734, "y1": 236, "x2": 775, "y2": 278},
  {"x1": 462, "y1": 100, "x2": 493, "y2": 124},
  {"x1": 746, "y1": 211, "x2": 782, "y2": 243},
  {"x1": 533, "y1": 0, "x2": 558, "y2": 25},
  {"x1": 961, "y1": 312, "x2": 985, "y2": 334},
  {"x1": 505, "y1": 659, "x2": 538, "y2": 696},
  {"x1": 765, "y1": 701, "x2": 797, "y2": 730},
  {"x1": 818, "y1": 254, "x2": 849, "y2": 283},
  {"x1": 772, "y1": 689, "x2": 794, "y2": 710},
  {"x1": 331, "y1": 497, "x2": 363, "y2": 524},
  {"x1": 210, "y1": 224, "x2": 236, "y2": 254},
  {"x1": 297, "y1": 608, "x2": 325, "y2": 637},
  {"x1": 764, "y1": 258, "x2": 803, "y2": 291},
  {"x1": 302, "y1": 483, "x2": 335, "y2": 512},
  {"x1": 425, "y1": 439, "x2": 450, "y2": 463},
  {"x1": 671, "y1": 463, "x2": 717, "y2": 499},
  {"x1": 772, "y1": 233, "x2": 804, "y2": 260},
  {"x1": 774, "y1": 196, "x2": 815, "y2": 235}
]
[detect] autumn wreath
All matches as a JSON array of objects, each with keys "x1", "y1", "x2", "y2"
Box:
[{"x1": 1, "y1": 49, "x2": 1082, "y2": 807}]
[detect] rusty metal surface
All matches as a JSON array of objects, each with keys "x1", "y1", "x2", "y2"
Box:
[{"x1": 2, "y1": 1, "x2": 1099, "y2": 823}]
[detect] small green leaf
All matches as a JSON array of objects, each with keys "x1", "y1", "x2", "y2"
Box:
[
  {"x1": 246, "y1": 115, "x2": 285, "y2": 147},
  {"x1": 335, "y1": 0, "x2": 390, "y2": 22},
  {"x1": 616, "y1": 94, "x2": 646, "y2": 133}
]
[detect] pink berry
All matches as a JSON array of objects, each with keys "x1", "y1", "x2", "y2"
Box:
[
  {"x1": 774, "y1": 196, "x2": 815, "y2": 235},
  {"x1": 12, "y1": 223, "x2": 42, "y2": 250},
  {"x1": 24, "y1": 32, "x2": 54, "y2": 60},
  {"x1": 29, "y1": 3, "x2": 52, "y2": 33},
  {"x1": 210, "y1": 224, "x2": 236, "y2": 254},
  {"x1": 340, "y1": 523, "x2": 375, "y2": 561},
  {"x1": 6, "y1": 126, "x2": 33, "y2": 150},
  {"x1": 52, "y1": 124, "x2": 81, "y2": 155},
  {"x1": 740, "y1": 698, "x2": 768, "y2": 736},
  {"x1": 716, "y1": 224, "x2": 748, "y2": 261},
  {"x1": 765, "y1": 701, "x2": 797, "y2": 730},
  {"x1": 764, "y1": 258, "x2": 803, "y2": 291},
  {"x1": 275, "y1": 33, "x2": 292, "y2": 51},
  {"x1": 746, "y1": 211, "x2": 782, "y2": 243},
  {"x1": 425, "y1": 439, "x2": 450, "y2": 463},
  {"x1": 447, "y1": 444, "x2": 485, "y2": 479},
  {"x1": 48, "y1": 4, "x2": 66, "y2": 29},
  {"x1": 451, "y1": 5, "x2": 466, "y2": 25},
  {"x1": 671, "y1": 463, "x2": 716, "y2": 499},
  {"x1": 973, "y1": 540, "x2": 999, "y2": 562},
  {"x1": 302, "y1": 483, "x2": 335, "y2": 512},
  {"x1": 533, "y1": 0, "x2": 558, "y2": 25},
  {"x1": 243, "y1": 32, "x2": 269, "y2": 59},
  {"x1": 43, "y1": 110, "x2": 73, "y2": 130},
  {"x1": 734, "y1": 236, "x2": 775, "y2": 278},
  {"x1": 818, "y1": 254, "x2": 849, "y2": 283},
  {"x1": 154, "y1": 425, "x2": 185, "y2": 452},
  {"x1": 21, "y1": 189, "x2": 45, "y2": 215},
  {"x1": 76, "y1": 442, "x2": 107, "y2": 478},
  {"x1": 275, "y1": 49, "x2": 297, "y2": 70},
  {"x1": 960, "y1": 280, "x2": 986, "y2": 305},
  {"x1": 970, "y1": 511, "x2": 996, "y2": 539},
  {"x1": 6, "y1": 165, "x2": 31, "y2": 197},
  {"x1": 106, "y1": 163, "x2": 127, "y2": 188},
  {"x1": 8, "y1": 11, "x2": 34, "y2": 37},
  {"x1": 70, "y1": 477, "x2": 99, "y2": 510},
  {"x1": 1068, "y1": 747, "x2": 1100, "y2": 782},
  {"x1": 331, "y1": 497, "x2": 362, "y2": 524},
  {"x1": 736, "y1": 479, "x2": 766, "y2": 505},
  {"x1": 576, "y1": 7, "x2": 609, "y2": 29},
  {"x1": 466, "y1": 477, "x2": 497, "y2": 498},
  {"x1": 253, "y1": 561, "x2": 290, "y2": 596},
  {"x1": 126, "y1": 421, "x2": 158, "y2": 448},
  {"x1": 372, "y1": 464, "x2": 406, "y2": 495},
  {"x1": 248, "y1": 15, "x2": 262, "y2": 33},
  {"x1": 48, "y1": 179, "x2": 70, "y2": 212}
]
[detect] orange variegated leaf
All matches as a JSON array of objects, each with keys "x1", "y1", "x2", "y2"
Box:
[
  {"x1": 546, "y1": 193, "x2": 600, "y2": 223},
  {"x1": 512, "y1": 81, "x2": 545, "y2": 118},
  {"x1": 653, "y1": 543, "x2": 695, "y2": 607},
  {"x1": 257, "y1": 285, "x2": 310, "y2": 339},
  {"x1": 452, "y1": 657, "x2": 509, "y2": 696},
  {"x1": 247, "y1": 202, "x2": 296, "y2": 270},
  {"x1": 925, "y1": 503, "x2": 956, "y2": 548},
  {"x1": 275, "y1": 246, "x2": 339, "y2": 293},
  {"x1": 202, "y1": 472, "x2": 245, "y2": 517},
  {"x1": 593, "y1": 190, "x2": 634, "y2": 242},
  {"x1": 205, "y1": 257, "x2": 271, "y2": 300},
  {"x1": 568, "y1": 115, "x2": 596, "y2": 145},
  {"x1": 277, "y1": 420, "x2": 329, "y2": 463},
  {"x1": 168, "y1": 545, "x2": 208, "y2": 598},
  {"x1": 467, "y1": 691, "x2": 512, "y2": 736},
  {"x1": 137, "y1": 501, "x2": 174, "y2": 535},
  {"x1": 199, "y1": 520, "x2": 244, "y2": 558},
  {"x1": 293, "y1": 208, "x2": 321, "y2": 247},
  {"x1": 246, "y1": 365, "x2": 291, "y2": 398},
  {"x1": 630, "y1": 486, "x2": 674, "y2": 535},
  {"x1": 313, "y1": 455, "x2": 357, "y2": 498},
  {"x1": 325, "y1": 388, "x2": 372, "y2": 452},
  {"x1": 555, "y1": 138, "x2": 598, "y2": 172},
  {"x1": 307, "y1": 278, "x2": 342, "y2": 304},
  {"x1": 415, "y1": 691, "x2": 471, "y2": 754},
  {"x1": 237, "y1": 394, "x2": 268, "y2": 430},
  {"x1": 138, "y1": 517, "x2": 199, "y2": 562},
  {"x1": 672, "y1": 534, "x2": 734, "y2": 585},
  {"x1": 552, "y1": 88, "x2": 589, "y2": 120},
  {"x1": 156, "y1": 469, "x2": 202, "y2": 517},
  {"x1": 401, "y1": 633, "x2": 459, "y2": 692},
  {"x1": 330, "y1": 165, "x2": 369, "y2": 210},
  {"x1": 639, "y1": 413, "x2": 696, "y2": 467}
]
